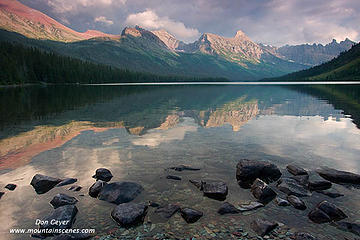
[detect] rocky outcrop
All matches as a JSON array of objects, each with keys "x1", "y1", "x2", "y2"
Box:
[
  {"x1": 98, "y1": 182, "x2": 143, "y2": 204},
  {"x1": 30, "y1": 174, "x2": 62, "y2": 194},
  {"x1": 111, "y1": 202, "x2": 148, "y2": 227},
  {"x1": 236, "y1": 159, "x2": 282, "y2": 188}
]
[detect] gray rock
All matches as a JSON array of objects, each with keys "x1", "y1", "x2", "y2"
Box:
[
  {"x1": 287, "y1": 195, "x2": 306, "y2": 210},
  {"x1": 277, "y1": 178, "x2": 311, "y2": 197},
  {"x1": 56, "y1": 178, "x2": 77, "y2": 187},
  {"x1": 250, "y1": 219, "x2": 278, "y2": 237},
  {"x1": 308, "y1": 200, "x2": 347, "y2": 223},
  {"x1": 316, "y1": 167, "x2": 360, "y2": 184},
  {"x1": 166, "y1": 175, "x2": 181, "y2": 181},
  {"x1": 275, "y1": 197, "x2": 290, "y2": 206},
  {"x1": 236, "y1": 159, "x2": 282, "y2": 188},
  {"x1": 180, "y1": 207, "x2": 203, "y2": 223},
  {"x1": 5, "y1": 183, "x2": 16, "y2": 191},
  {"x1": 154, "y1": 204, "x2": 180, "y2": 218},
  {"x1": 39, "y1": 205, "x2": 78, "y2": 235},
  {"x1": 98, "y1": 182, "x2": 143, "y2": 204},
  {"x1": 88, "y1": 180, "x2": 107, "y2": 198},
  {"x1": 308, "y1": 180, "x2": 332, "y2": 191},
  {"x1": 202, "y1": 181, "x2": 228, "y2": 201},
  {"x1": 92, "y1": 168, "x2": 113, "y2": 182},
  {"x1": 50, "y1": 193, "x2": 78, "y2": 209},
  {"x1": 111, "y1": 202, "x2": 148, "y2": 227},
  {"x1": 238, "y1": 201, "x2": 264, "y2": 211},
  {"x1": 293, "y1": 232, "x2": 319, "y2": 240},
  {"x1": 217, "y1": 202, "x2": 240, "y2": 215},
  {"x1": 333, "y1": 221, "x2": 360, "y2": 236},
  {"x1": 169, "y1": 165, "x2": 200, "y2": 171},
  {"x1": 251, "y1": 178, "x2": 277, "y2": 204},
  {"x1": 287, "y1": 165, "x2": 308, "y2": 176},
  {"x1": 30, "y1": 174, "x2": 62, "y2": 194}
]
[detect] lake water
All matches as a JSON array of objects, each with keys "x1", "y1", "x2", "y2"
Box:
[{"x1": 0, "y1": 84, "x2": 360, "y2": 240}]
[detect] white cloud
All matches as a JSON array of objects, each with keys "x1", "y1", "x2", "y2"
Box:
[
  {"x1": 125, "y1": 9, "x2": 200, "y2": 42},
  {"x1": 47, "y1": 0, "x2": 126, "y2": 13},
  {"x1": 94, "y1": 16, "x2": 114, "y2": 25}
]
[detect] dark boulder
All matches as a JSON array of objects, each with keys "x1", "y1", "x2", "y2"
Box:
[
  {"x1": 39, "y1": 205, "x2": 78, "y2": 235},
  {"x1": 308, "y1": 201, "x2": 347, "y2": 223},
  {"x1": 287, "y1": 165, "x2": 308, "y2": 176},
  {"x1": 5, "y1": 183, "x2": 17, "y2": 191},
  {"x1": 316, "y1": 167, "x2": 360, "y2": 184},
  {"x1": 251, "y1": 178, "x2": 277, "y2": 204},
  {"x1": 68, "y1": 185, "x2": 82, "y2": 192},
  {"x1": 30, "y1": 174, "x2": 62, "y2": 194},
  {"x1": 293, "y1": 232, "x2": 319, "y2": 240},
  {"x1": 92, "y1": 168, "x2": 113, "y2": 182},
  {"x1": 277, "y1": 178, "x2": 311, "y2": 197},
  {"x1": 98, "y1": 182, "x2": 143, "y2": 204},
  {"x1": 238, "y1": 201, "x2": 264, "y2": 212},
  {"x1": 308, "y1": 181, "x2": 332, "y2": 191},
  {"x1": 250, "y1": 219, "x2": 278, "y2": 237},
  {"x1": 180, "y1": 207, "x2": 203, "y2": 223},
  {"x1": 316, "y1": 190, "x2": 343, "y2": 198},
  {"x1": 56, "y1": 178, "x2": 77, "y2": 187},
  {"x1": 154, "y1": 204, "x2": 180, "y2": 218},
  {"x1": 169, "y1": 165, "x2": 200, "y2": 171},
  {"x1": 287, "y1": 195, "x2": 306, "y2": 210},
  {"x1": 217, "y1": 202, "x2": 240, "y2": 215},
  {"x1": 52, "y1": 233, "x2": 92, "y2": 240},
  {"x1": 50, "y1": 193, "x2": 78, "y2": 209},
  {"x1": 88, "y1": 180, "x2": 107, "y2": 198},
  {"x1": 166, "y1": 175, "x2": 181, "y2": 181},
  {"x1": 236, "y1": 159, "x2": 281, "y2": 188},
  {"x1": 275, "y1": 197, "x2": 290, "y2": 206},
  {"x1": 202, "y1": 181, "x2": 228, "y2": 201},
  {"x1": 333, "y1": 221, "x2": 360, "y2": 236},
  {"x1": 111, "y1": 202, "x2": 148, "y2": 227}
]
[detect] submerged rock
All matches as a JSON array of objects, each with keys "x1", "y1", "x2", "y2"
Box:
[
  {"x1": 217, "y1": 202, "x2": 240, "y2": 215},
  {"x1": 287, "y1": 195, "x2": 306, "y2": 210},
  {"x1": 293, "y1": 232, "x2": 319, "y2": 240},
  {"x1": 202, "y1": 181, "x2": 228, "y2": 201},
  {"x1": 308, "y1": 180, "x2": 332, "y2": 191},
  {"x1": 236, "y1": 159, "x2": 282, "y2": 188},
  {"x1": 291, "y1": 174, "x2": 310, "y2": 186},
  {"x1": 56, "y1": 178, "x2": 77, "y2": 187},
  {"x1": 251, "y1": 178, "x2": 277, "y2": 204},
  {"x1": 277, "y1": 178, "x2": 311, "y2": 197},
  {"x1": 50, "y1": 193, "x2": 78, "y2": 209},
  {"x1": 154, "y1": 204, "x2": 180, "y2": 218},
  {"x1": 169, "y1": 165, "x2": 200, "y2": 171},
  {"x1": 5, "y1": 183, "x2": 17, "y2": 191},
  {"x1": 316, "y1": 190, "x2": 344, "y2": 198},
  {"x1": 189, "y1": 180, "x2": 203, "y2": 189},
  {"x1": 316, "y1": 167, "x2": 360, "y2": 184},
  {"x1": 180, "y1": 207, "x2": 203, "y2": 223},
  {"x1": 333, "y1": 221, "x2": 360, "y2": 236},
  {"x1": 39, "y1": 205, "x2": 78, "y2": 234},
  {"x1": 275, "y1": 197, "x2": 290, "y2": 206},
  {"x1": 98, "y1": 182, "x2": 143, "y2": 204},
  {"x1": 111, "y1": 202, "x2": 148, "y2": 227},
  {"x1": 92, "y1": 168, "x2": 113, "y2": 182},
  {"x1": 166, "y1": 175, "x2": 182, "y2": 181},
  {"x1": 238, "y1": 201, "x2": 264, "y2": 212},
  {"x1": 30, "y1": 174, "x2": 62, "y2": 194},
  {"x1": 88, "y1": 180, "x2": 107, "y2": 198},
  {"x1": 250, "y1": 219, "x2": 278, "y2": 237},
  {"x1": 287, "y1": 165, "x2": 308, "y2": 176},
  {"x1": 308, "y1": 201, "x2": 347, "y2": 223},
  {"x1": 68, "y1": 185, "x2": 82, "y2": 192}
]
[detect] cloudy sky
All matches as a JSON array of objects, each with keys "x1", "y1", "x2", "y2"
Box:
[{"x1": 19, "y1": 0, "x2": 360, "y2": 46}]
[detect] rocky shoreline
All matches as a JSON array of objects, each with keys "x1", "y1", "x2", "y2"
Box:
[{"x1": 2, "y1": 160, "x2": 360, "y2": 240}]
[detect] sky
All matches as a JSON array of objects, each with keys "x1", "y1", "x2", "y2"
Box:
[{"x1": 19, "y1": 0, "x2": 360, "y2": 46}]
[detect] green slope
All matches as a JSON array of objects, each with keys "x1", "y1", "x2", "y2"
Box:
[{"x1": 272, "y1": 42, "x2": 360, "y2": 81}]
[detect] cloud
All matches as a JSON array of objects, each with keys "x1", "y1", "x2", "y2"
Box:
[
  {"x1": 125, "y1": 9, "x2": 200, "y2": 42},
  {"x1": 94, "y1": 16, "x2": 114, "y2": 25},
  {"x1": 46, "y1": 0, "x2": 126, "y2": 14}
]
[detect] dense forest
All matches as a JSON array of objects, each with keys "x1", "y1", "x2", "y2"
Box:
[
  {"x1": 272, "y1": 42, "x2": 360, "y2": 81},
  {"x1": 0, "y1": 42, "x2": 226, "y2": 85}
]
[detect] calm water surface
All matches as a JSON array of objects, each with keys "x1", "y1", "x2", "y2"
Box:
[{"x1": 0, "y1": 84, "x2": 360, "y2": 240}]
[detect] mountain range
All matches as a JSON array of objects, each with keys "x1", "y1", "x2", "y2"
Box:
[{"x1": 0, "y1": 0, "x2": 357, "y2": 81}]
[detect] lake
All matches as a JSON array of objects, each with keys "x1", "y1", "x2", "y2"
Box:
[{"x1": 0, "y1": 84, "x2": 360, "y2": 240}]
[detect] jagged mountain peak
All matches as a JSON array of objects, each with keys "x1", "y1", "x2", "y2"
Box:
[{"x1": 234, "y1": 30, "x2": 246, "y2": 39}]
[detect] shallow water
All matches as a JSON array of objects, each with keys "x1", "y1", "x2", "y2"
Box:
[{"x1": 0, "y1": 84, "x2": 360, "y2": 240}]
